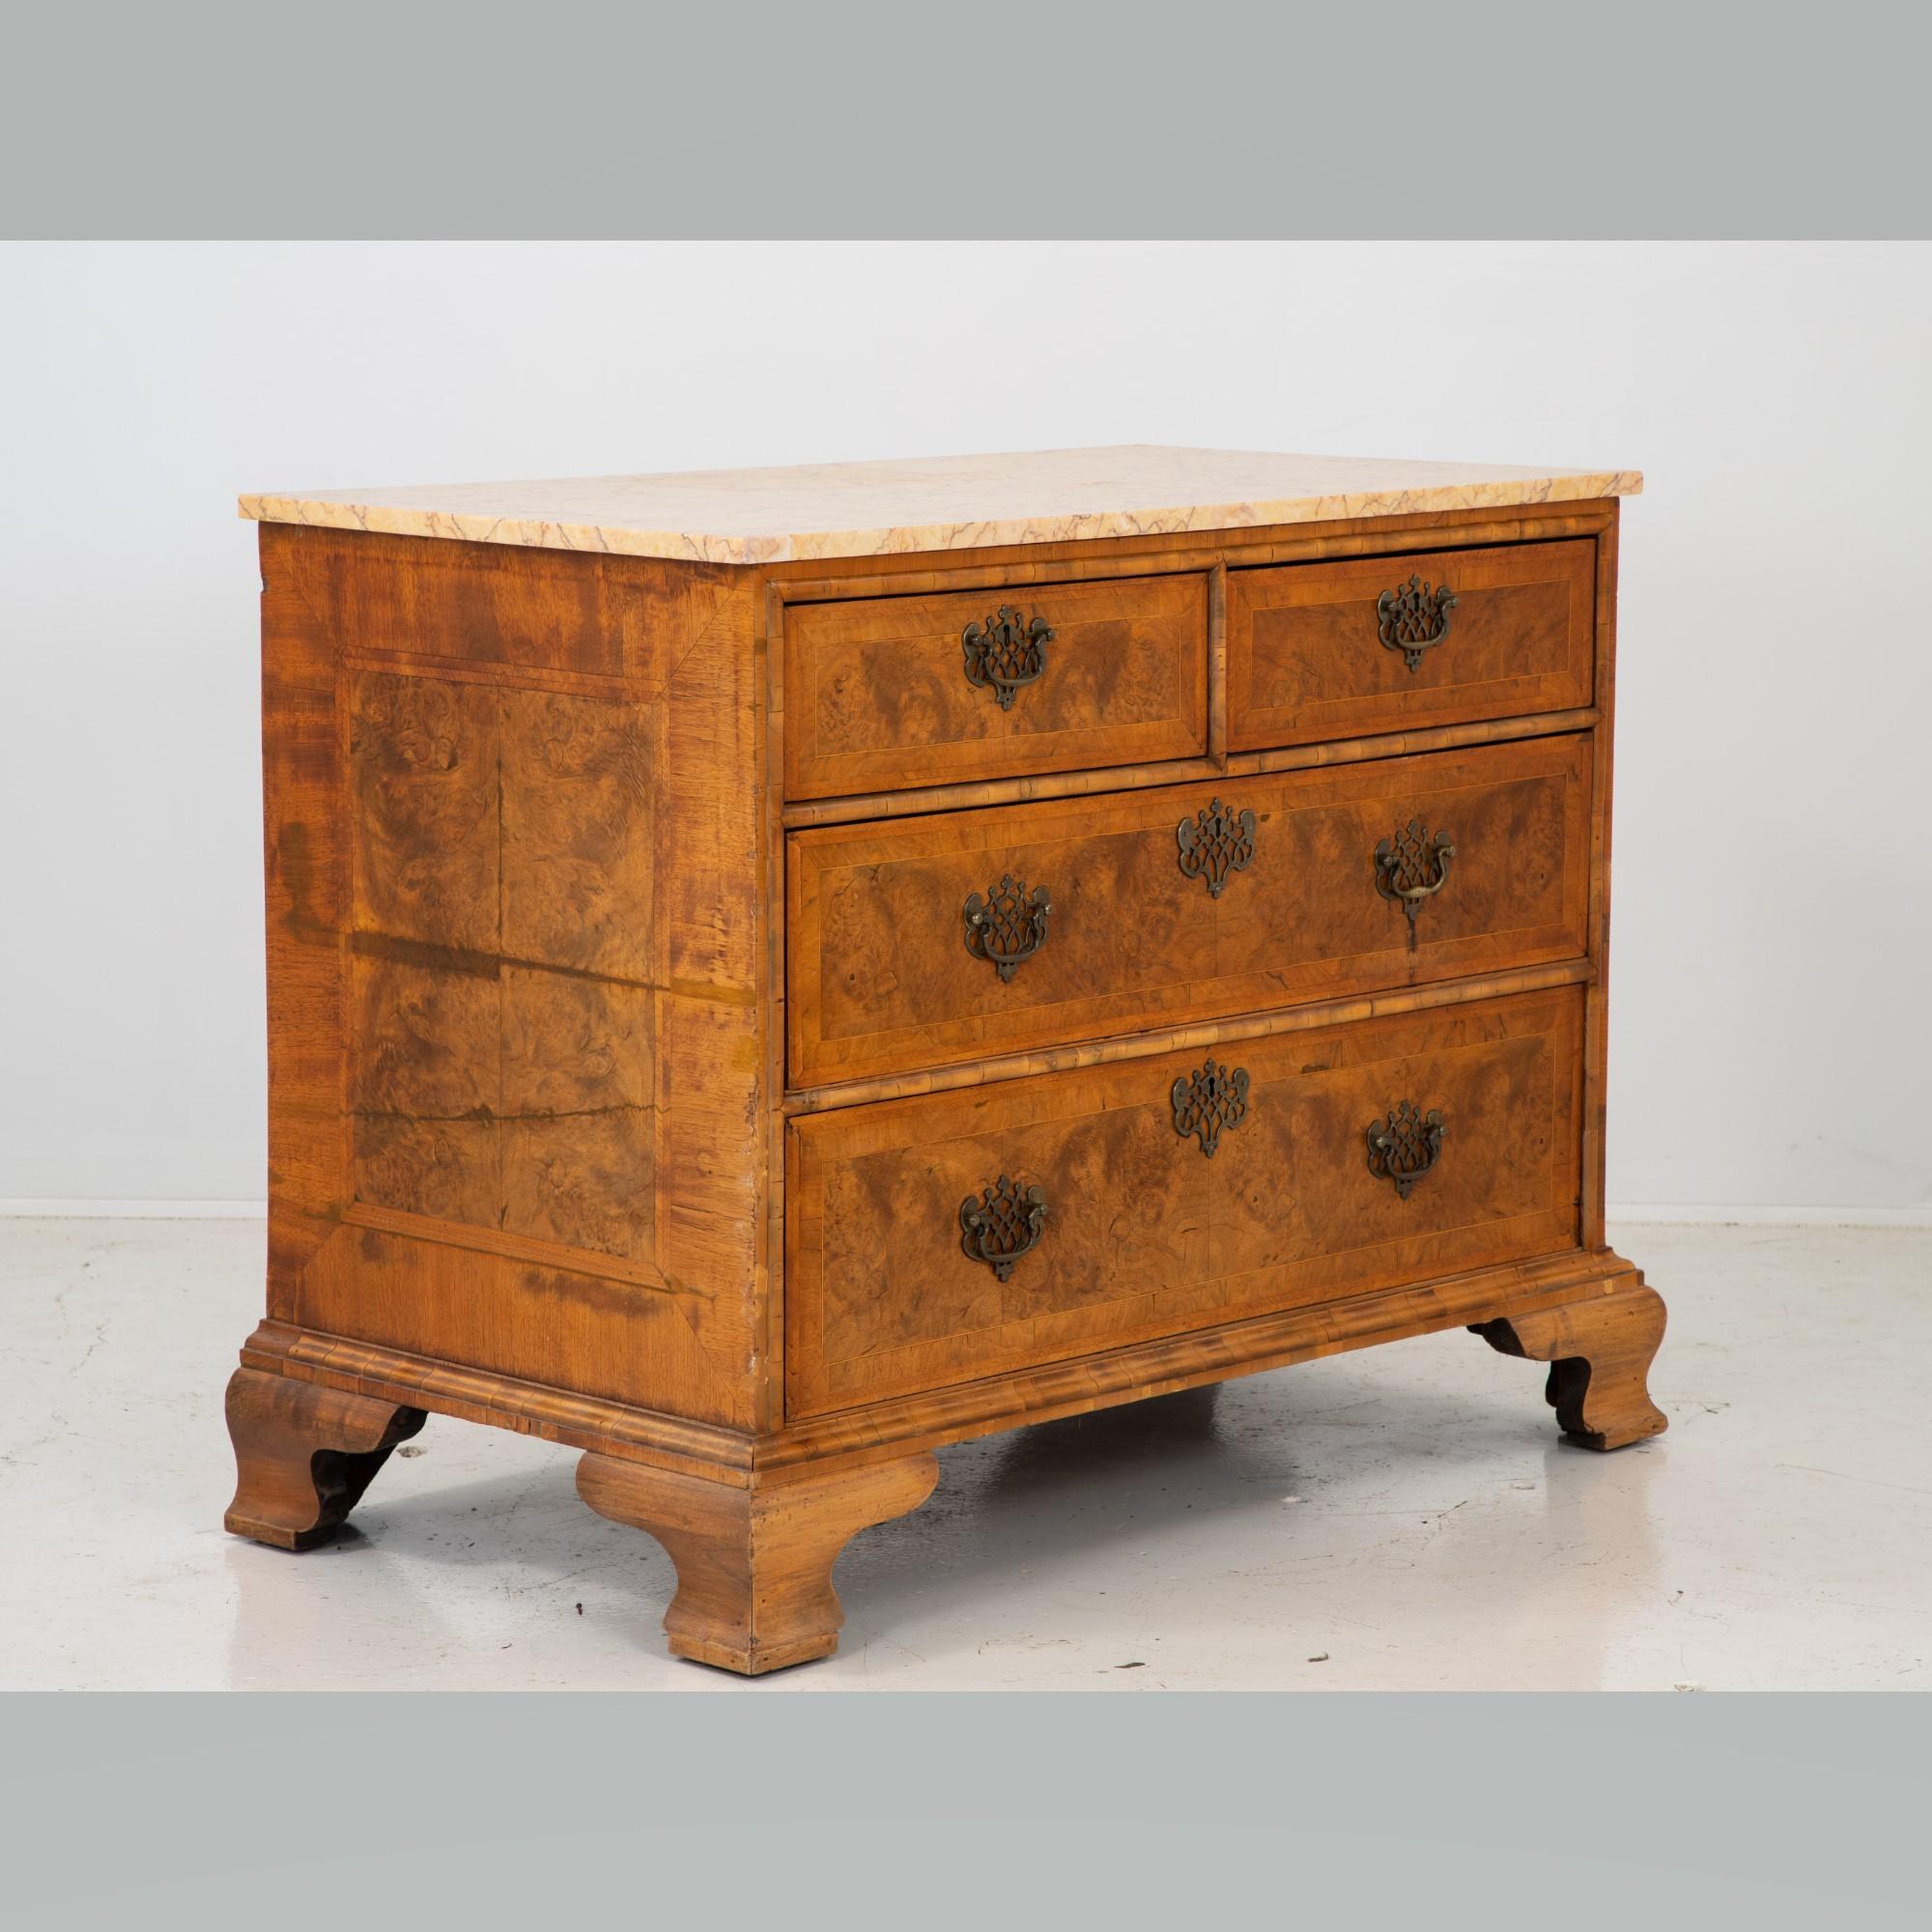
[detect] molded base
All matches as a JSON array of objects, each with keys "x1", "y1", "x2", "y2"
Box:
[{"x1": 224, "y1": 1251, "x2": 1664, "y2": 1668}]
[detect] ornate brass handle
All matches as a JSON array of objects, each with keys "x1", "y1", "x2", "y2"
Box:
[
  {"x1": 960, "y1": 1175, "x2": 1047, "y2": 1281},
  {"x1": 1176, "y1": 798, "x2": 1258, "y2": 898},
  {"x1": 1375, "y1": 819, "x2": 1455, "y2": 934},
  {"x1": 962, "y1": 605, "x2": 1053, "y2": 709},
  {"x1": 1376, "y1": 576, "x2": 1458, "y2": 671},
  {"x1": 1172, "y1": 1059, "x2": 1250, "y2": 1157},
  {"x1": 963, "y1": 874, "x2": 1052, "y2": 982},
  {"x1": 1366, "y1": 1100, "x2": 1445, "y2": 1199}
]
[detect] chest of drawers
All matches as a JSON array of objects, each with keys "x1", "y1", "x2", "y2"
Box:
[{"x1": 223, "y1": 446, "x2": 1664, "y2": 1674}]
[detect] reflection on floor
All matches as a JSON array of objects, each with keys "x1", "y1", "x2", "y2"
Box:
[{"x1": 3, "y1": 1216, "x2": 1926, "y2": 1690}]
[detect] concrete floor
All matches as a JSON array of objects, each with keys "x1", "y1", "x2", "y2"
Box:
[{"x1": 2, "y1": 1216, "x2": 1926, "y2": 1690}]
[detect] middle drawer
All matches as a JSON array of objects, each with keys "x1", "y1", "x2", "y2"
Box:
[{"x1": 787, "y1": 732, "x2": 1592, "y2": 1089}]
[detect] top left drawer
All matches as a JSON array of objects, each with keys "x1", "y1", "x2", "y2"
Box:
[{"x1": 781, "y1": 573, "x2": 1208, "y2": 800}]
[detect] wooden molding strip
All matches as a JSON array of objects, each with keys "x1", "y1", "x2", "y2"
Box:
[
  {"x1": 768, "y1": 503, "x2": 1617, "y2": 604},
  {"x1": 781, "y1": 707, "x2": 1601, "y2": 828},
  {"x1": 783, "y1": 958, "x2": 1595, "y2": 1115},
  {"x1": 238, "y1": 1320, "x2": 757, "y2": 1481}
]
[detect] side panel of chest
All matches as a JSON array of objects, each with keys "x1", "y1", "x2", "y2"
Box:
[{"x1": 258, "y1": 526, "x2": 766, "y2": 1427}]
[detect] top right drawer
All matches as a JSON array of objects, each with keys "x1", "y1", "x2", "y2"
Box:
[{"x1": 1227, "y1": 539, "x2": 1596, "y2": 751}]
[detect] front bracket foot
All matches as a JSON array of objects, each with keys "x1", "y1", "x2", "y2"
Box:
[
  {"x1": 577, "y1": 1450, "x2": 940, "y2": 1675},
  {"x1": 223, "y1": 1366, "x2": 426, "y2": 1550},
  {"x1": 1471, "y1": 1281, "x2": 1667, "y2": 1450}
]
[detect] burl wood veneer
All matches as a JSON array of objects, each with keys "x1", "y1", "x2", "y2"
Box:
[{"x1": 226, "y1": 446, "x2": 1662, "y2": 1675}]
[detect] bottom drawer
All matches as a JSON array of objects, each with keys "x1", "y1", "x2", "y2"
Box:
[{"x1": 785, "y1": 986, "x2": 1584, "y2": 1418}]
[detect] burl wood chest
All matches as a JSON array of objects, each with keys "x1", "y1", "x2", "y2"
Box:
[{"x1": 224, "y1": 447, "x2": 1664, "y2": 1673}]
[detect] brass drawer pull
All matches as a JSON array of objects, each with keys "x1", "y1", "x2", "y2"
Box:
[
  {"x1": 960, "y1": 1175, "x2": 1047, "y2": 1281},
  {"x1": 1376, "y1": 575, "x2": 1458, "y2": 671},
  {"x1": 1172, "y1": 1059, "x2": 1250, "y2": 1157},
  {"x1": 961, "y1": 605, "x2": 1053, "y2": 709},
  {"x1": 963, "y1": 874, "x2": 1052, "y2": 982},
  {"x1": 1176, "y1": 798, "x2": 1257, "y2": 898},
  {"x1": 1375, "y1": 819, "x2": 1456, "y2": 935},
  {"x1": 1366, "y1": 1100, "x2": 1445, "y2": 1199}
]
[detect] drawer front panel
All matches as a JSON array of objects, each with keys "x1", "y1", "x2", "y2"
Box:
[
  {"x1": 786, "y1": 986, "x2": 1584, "y2": 1418},
  {"x1": 1227, "y1": 540, "x2": 1595, "y2": 750},
  {"x1": 788, "y1": 734, "x2": 1591, "y2": 1089},
  {"x1": 783, "y1": 572, "x2": 1208, "y2": 800}
]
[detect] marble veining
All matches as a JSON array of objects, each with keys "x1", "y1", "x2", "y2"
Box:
[{"x1": 239, "y1": 444, "x2": 1642, "y2": 566}]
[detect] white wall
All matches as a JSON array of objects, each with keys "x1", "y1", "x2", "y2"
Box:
[{"x1": 3, "y1": 242, "x2": 1927, "y2": 1213}]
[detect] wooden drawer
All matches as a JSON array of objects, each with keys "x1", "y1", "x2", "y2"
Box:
[
  {"x1": 1227, "y1": 539, "x2": 1596, "y2": 750},
  {"x1": 786, "y1": 985, "x2": 1584, "y2": 1417},
  {"x1": 788, "y1": 733, "x2": 1591, "y2": 1089},
  {"x1": 782, "y1": 572, "x2": 1208, "y2": 799}
]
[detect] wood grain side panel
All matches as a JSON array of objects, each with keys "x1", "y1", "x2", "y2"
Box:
[
  {"x1": 1228, "y1": 539, "x2": 1595, "y2": 750},
  {"x1": 786, "y1": 987, "x2": 1584, "y2": 1417},
  {"x1": 260, "y1": 527, "x2": 763, "y2": 1428},
  {"x1": 344, "y1": 668, "x2": 661, "y2": 1262},
  {"x1": 788, "y1": 735, "x2": 1591, "y2": 1087},
  {"x1": 784, "y1": 572, "x2": 1208, "y2": 798}
]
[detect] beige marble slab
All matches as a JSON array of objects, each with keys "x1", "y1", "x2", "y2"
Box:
[{"x1": 239, "y1": 444, "x2": 1641, "y2": 566}]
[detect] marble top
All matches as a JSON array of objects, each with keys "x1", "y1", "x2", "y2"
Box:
[{"x1": 239, "y1": 445, "x2": 1642, "y2": 567}]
